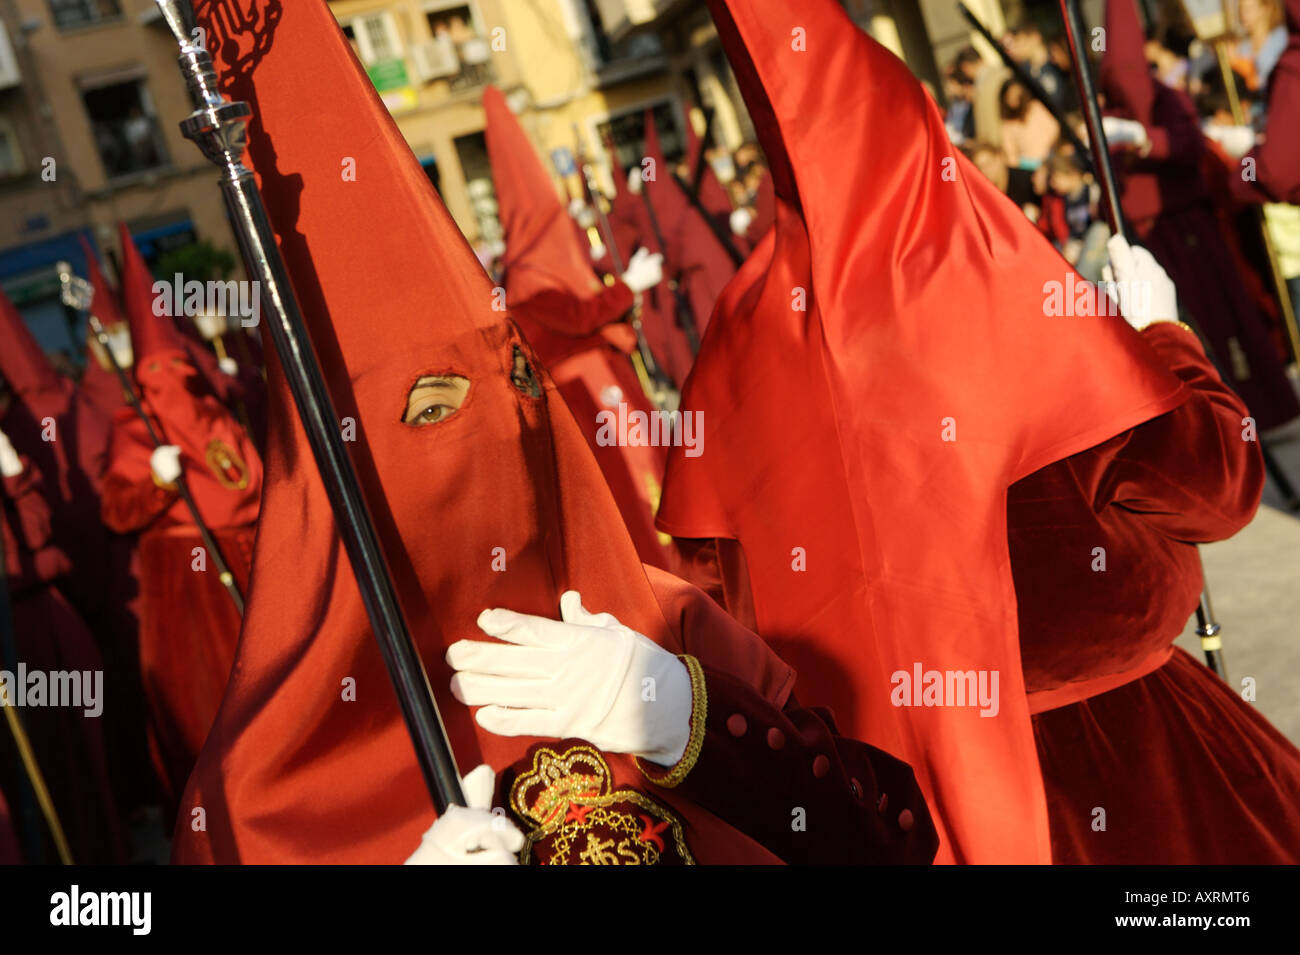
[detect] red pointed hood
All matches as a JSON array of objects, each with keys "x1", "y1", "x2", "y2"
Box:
[
  {"x1": 640, "y1": 110, "x2": 733, "y2": 339},
  {"x1": 483, "y1": 85, "x2": 601, "y2": 305},
  {"x1": 178, "y1": 0, "x2": 791, "y2": 864},
  {"x1": 0, "y1": 287, "x2": 63, "y2": 398},
  {"x1": 683, "y1": 111, "x2": 733, "y2": 223},
  {"x1": 658, "y1": 0, "x2": 1190, "y2": 863},
  {"x1": 117, "y1": 221, "x2": 190, "y2": 364},
  {"x1": 75, "y1": 237, "x2": 131, "y2": 412},
  {"x1": 77, "y1": 236, "x2": 129, "y2": 330}
]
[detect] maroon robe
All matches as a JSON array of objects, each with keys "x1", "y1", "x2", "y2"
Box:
[
  {"x1": 1011, "y1": 323, "x2": 1300, "y2": 862},
  {"x1": 1230, "y1": 0, "x2": 1300, "y2": 205},
  {"x1": 1, "y1": 453, "x2": 128, "y2": 863}
]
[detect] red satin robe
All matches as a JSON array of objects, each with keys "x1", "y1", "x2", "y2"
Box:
[
  {"x1": 100, "y1": 364, "x2": 261, "y2": 820},
  {"x1": 1, "y1": 454, "x2": 128, "y2": 864},
  {"x1": 512, "y1": 283, "x2": 676, "y2": 571},
  {"x1": 1011, "y1": 323, "x2": 1300, "y2": 863}
]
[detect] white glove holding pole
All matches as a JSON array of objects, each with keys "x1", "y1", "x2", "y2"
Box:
[
  {"x1": 447, "y1": 591, "x2": 693, "y2": 766},
  {"x1": 405, "y1": 764, "x2": 524, "y2": 865},
  {"x1": 1102, "y1": 234, "x2": 1179, "y2": 330},
  {"x1": 0, "y1": 429, "x2": 23, "y2": 479},
  {"x1": 1101, "y1": 116, "x2": 1150, "y2": 153},
  {"x1": 620, "y1": 247, "x2": 665, "y2": 295},
  {"x1": 1202, "y1": 123, "x2": 1257, "y2": 160},
  {"x1": 150, "y1": 445, "x2": 182, "y2": 486}
]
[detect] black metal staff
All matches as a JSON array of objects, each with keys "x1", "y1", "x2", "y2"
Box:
[
  {"x1": 0, "y1": 509, "x2": 73, "y2": 863},
  {"x1": 1056, "y1": 0, "x2": 1227, "y2": 679},
  {"x1": 58, "y1": 263, "x2": 245, "y2": 614},
  {"x1": 689, "y1": 108, "x2": 716, "y2": 203},
  {"x1": 641, "y1": 178, "x2": 705, "y2": 356},
  {"x1": 153, "y1": 0, "x2": 463, "y2": 812},
  {"x1": 957, "y1": 1, "x2": 1095, "y2": 169}
]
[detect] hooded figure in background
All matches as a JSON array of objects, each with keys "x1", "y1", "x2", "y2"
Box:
[
  {"x1": 483, "y1": 85, "x2": 675, "y2": 570},
  {"x1": 99, "y1": 239, "x2": 263, "y2": 823},
  {"x1": 658, "y1": 0, "x2": 1199, "y2": 864},
  {"x1": 117, "y1": 223, "x2": 268, "y2": 450},
  {"x1": 0, "y1": 369, "x2": 127, "y2": 864},
  {"x1": 175, "y1": 0, "x2": 938, "y2": 866},
  {"x1": 76, "y1": 238, "x2": 132, "y2": 418}
]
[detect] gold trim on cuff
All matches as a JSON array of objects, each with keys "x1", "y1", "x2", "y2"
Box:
[
  {"x1": 1141, "y1": 320, "x2": 1194, "y2": 335},
  {"x1": 636, "y1": 654, "x2": 707, "y2": 790}
]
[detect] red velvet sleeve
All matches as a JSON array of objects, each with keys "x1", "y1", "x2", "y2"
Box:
[
  {"x1": 1061, "y1": 323, "x2": 1264, "y2": 543},
  {"x1": 100, "y1": 410, "x2": 177, "y2": 534},
  {"x1": 640, "y1": 663, "x2": 939, "y2": 864}
]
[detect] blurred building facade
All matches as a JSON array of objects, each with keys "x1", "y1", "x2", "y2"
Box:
[{"x1": 1, "y1": 0, "x2": 1086, "y2": 358}]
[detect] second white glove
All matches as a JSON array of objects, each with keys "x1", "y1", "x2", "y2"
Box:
[
  {"x1": 150, "y1": 444, "x2": 182, "y2": 486},
  {"x1": 620, "y1": 247, "x2": 664, "y2": 294},
  {"x1": 1101, "y1": 116, "x2": 1150, "y2": 153},
  {"x1": 405, "y1": 764, "x2": 524, "y2": 865},
  {"x1": 447, "y1": 591, "x2": 693, "y2": 766},
  {"x1": 1102, "y1": 234, "x2": 1179, "y2": 330}
]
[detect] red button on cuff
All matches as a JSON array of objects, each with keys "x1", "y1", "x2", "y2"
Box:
[
  {"x1": 766, "y1": 727, "x2": 785, "y2": 750},
  {"x1": 812, "y1": 755, "x2": 829, "y2": 778},
  {"x1": 726, "y1": 714, "x2": 747, "y2": 737},
  {"x1": 898, "y1": 809, "x2": 914, "y2": 832}
]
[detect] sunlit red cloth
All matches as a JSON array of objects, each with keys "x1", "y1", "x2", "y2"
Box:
[
  {"x1": 1100, "y1": 0, "x2": 1299, "y2": 429},
  {"x1": 176, "y1": 0, "x2": 812, "y2": 864},
  {"x1": 659, "y1": 0, "x2": 1190, "y2": 864}
]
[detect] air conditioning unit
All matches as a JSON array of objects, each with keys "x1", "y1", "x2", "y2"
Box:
[
  {"x1": 411, "y1": 36, "x2": 459, "y2": 83},
  {"x1": 0, "y1": 21, "x2": 22, "y2": 90}
]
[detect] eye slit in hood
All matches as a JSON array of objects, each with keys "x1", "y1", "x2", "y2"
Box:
[
  {"x1": 510, "y1": 344, "x2": 542, "y2": 398},
  {"x1": 402, "y1": 374, "x2": 471, "y2": 427}
]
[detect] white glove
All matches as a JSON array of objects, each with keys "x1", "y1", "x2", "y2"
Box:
[
  {"x1": 1101, "y1": 116, "x2": 1150, "y2": 153},
  {"x1": 447, "y1": 591, "x2": 693, "y2": 766},
  {"x1": 729, "y1": 206, "x2": 754, "y2": 237},
  {"x1": 0, "y1": 429, "x2": 22, "y2": 479},
  {"x1": 405, "y1": 764, "x2": 524, "y2": 865},
  {"x1": 626, "y1": 167, "x2": 643, "y2": 195},
  {"x1": 1202, "y1": 123, "x2": 1256, "y2": 160},
  {"x1": 1102, "y1": 234, "x2": 1179, "y2": 330},
  {"x1": 150, "y1": 445, "x2": 182, "y2": 485},
  {"x1": 620, "y1": 247, "x2": 664, "y2": 294},
  {"x1": 217, "y1": 356, "x2": 239, "y2": 377}
]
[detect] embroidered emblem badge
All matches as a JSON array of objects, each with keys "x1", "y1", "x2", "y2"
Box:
[
  {"x1": 205, "y1": 438, "x2": 250, "y2": 490},
  {"x1": 509, "y1": 744, "x2": 693, "y2": 865}
]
